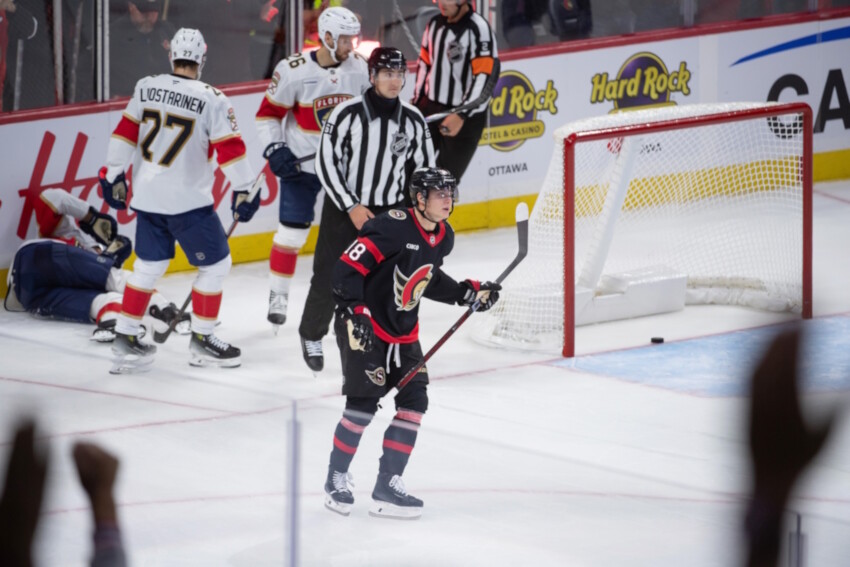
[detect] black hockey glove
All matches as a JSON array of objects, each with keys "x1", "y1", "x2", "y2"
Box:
[
  {"x1": 264, "y1": 142, "x2": 300, "y2": 179},
  {"x1": 80, "y1": 206, "x2": 118, "y2": 246},
  {"x1": 458, "y1": 280, "x2": 501, "y2": 312},
  {"x1": 101, "y1": 235, "x2": 132, "y2": 269},
  {"x1": 340, "y1": 304, "x2": 375, "y2": 352},
  {"x1": 98, "y1": 167, "x2": 128, "y2": 210},
  {"x1": 231, "y1": 189, "x2": 261, "y2": 222}
]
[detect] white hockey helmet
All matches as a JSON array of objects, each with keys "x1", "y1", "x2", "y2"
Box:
[
  {"x1": 169, "y1": 28, "x2": 207, "y2": 78},
  {"x1": 318, "y1": 7, "x2": 361, "y2": 62}
]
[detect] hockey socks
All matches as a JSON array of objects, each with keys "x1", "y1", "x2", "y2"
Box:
[
  {"x1": 329, "y1": 409, "x2": 373, "y2": 472},
  {"x1": 269, "y1": 244, "x2": 298, "y2": 290},
  {"x1": 378, "y1": 410, "x2": 422, "y2": 475},
  {"x1": 116, "y1": 284, "x2": 153, "y2": 335},
  {"x1": 191, "y1": 288, "x2": 222, "y2": 335}
]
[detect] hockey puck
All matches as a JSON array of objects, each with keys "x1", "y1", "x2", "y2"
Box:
[{"x1": 651, "y1": 337, "x2": 664, "y2": 344}]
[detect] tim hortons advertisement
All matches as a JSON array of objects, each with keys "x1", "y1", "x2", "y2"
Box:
[{"x1": 0, "y1": 90, "x2": 276, "y2": 271}]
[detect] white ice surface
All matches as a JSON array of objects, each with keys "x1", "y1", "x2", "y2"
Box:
[{"x1": 1, "y1": 181, "x2": 849, "y2": 566}]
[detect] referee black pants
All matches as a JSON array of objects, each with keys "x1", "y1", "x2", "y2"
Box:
[
  {"x1": 416, "y1": 98, "x2": 488, "y2": 183},
  {"x1": 299, "y1": 195, "x2": 397, "y2": 342}
]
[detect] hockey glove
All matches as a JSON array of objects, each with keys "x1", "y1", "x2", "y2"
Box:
[
  {"x1": 101, "y1": 235, "x2": 132, "y2": 269},
  {"x1": 80, "y1": 206, "x2": 118, "y2": 246},
  {"x1": 231, "y1": 189, "x2": 261, "y2": 222},
  {"x1": 458, "y1": 280, "x2": 501, "y2": 312},
  {"x1": 98, "y1": 167, "x2": 128, "y2": 210},
  {"x1": 341, "y1": 304, "x2": 375, "y2": 352},
  {"x1": 264, "y1": 142, "x2": 300, "y2": 179}
]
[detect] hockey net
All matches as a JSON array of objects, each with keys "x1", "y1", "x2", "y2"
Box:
[{"x1": 472, "y1": 102, "x2": 812, "y2": 357}]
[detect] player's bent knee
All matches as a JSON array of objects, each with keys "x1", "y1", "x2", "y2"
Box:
[
  {"x1": 395, "y1": 382, "x2": 428, "y2": 414},
  {"x1": 345, "y1": 396, "x2": 380, "y2": 416},
  {"x1": 130, "y1": 258, "x2": 170, "y2": 289},
  {"x1": 195, "y1": 255, "x2": 231, "y2": 292},
  {"x1": 273, "y1": 224, "x2": 310, "y2": 249}
]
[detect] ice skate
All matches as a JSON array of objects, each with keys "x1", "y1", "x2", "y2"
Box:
[
  {"x1": 324, "y1": 469, "x2": 355, "y2": 516},
  {"x1": 267, "y1": 290, "x2": 288, "y2": 334},
  {"x1": 301, "y1": 336, "x2": 324, "y2": 373},
  {"x1": 189, "y1": 333, "x2": 241, "y2": 368},
  {"x1": 110, "y1": 332, "x2": 156, "y2": 374},
  {"x1": 91, "y1": 319, "x2": 117, "y2": 343},
  {"x1": 369, "y1": 473, "x2": 423, "y2": 520},
  {"x1": 150, "y1": 303, "x2": 191, "y2": 342}
]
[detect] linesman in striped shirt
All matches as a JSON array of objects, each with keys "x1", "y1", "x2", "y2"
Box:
[
  {"x1": 299, "y1": 47, "x2": 435, "y2": 373},
  {"x1": 412, "y1": 0, "x2": 498, "y2": 182}
]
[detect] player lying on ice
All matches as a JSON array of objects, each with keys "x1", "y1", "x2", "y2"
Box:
[
  {"x1": 322, "y1": 167, "x2": 501, "y2": 519},
  {"x1": 4, "y1": 188, "x2": 189, "y2": 341}
]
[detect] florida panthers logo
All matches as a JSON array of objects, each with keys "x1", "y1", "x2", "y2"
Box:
[
  {"x1": 393, "y1": 264, "x2": 433, "y2": 311},
  {"x1": 366, "y1": 367, "x2": 387, "y2": 386},
  {"x1": 313, "y1": 94, "x2": 353, "y2": 126}
]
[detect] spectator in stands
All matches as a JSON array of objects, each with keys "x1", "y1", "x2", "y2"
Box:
[
  {"x1": 109, "y1": 0, "x2": 175, "y2": 97},
  {"x1": 0, "y1": 421, "x2": 127, "y2": 567},
  {"x1": 0, "y1": 0, "x2": 40, "y2": 112}
]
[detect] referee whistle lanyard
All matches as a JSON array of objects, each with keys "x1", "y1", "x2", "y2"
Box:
[{"x1": 386, "y1": 342, "x2": 402, "y2": 373}]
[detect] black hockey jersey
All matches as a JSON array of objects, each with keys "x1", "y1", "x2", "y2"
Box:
[{"x1": 332, "y1": 208, "x2": 466, "y2": 343}]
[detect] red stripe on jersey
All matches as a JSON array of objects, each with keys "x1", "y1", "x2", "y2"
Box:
[
  {"x1": 270, "y1": 244, "x2": 298, "y2": 277},
  {"x1": 96, "y1": 302, "x2": 122, "y2": 323},
  {"x1": 333, "y1": 436, "x2": 357, "y2": 455},
  {"x1": 340, "y1": 417, "x2": 366, "y2": 434},
  {"x1": 341, "y1": 254, "x2": 369, "y2": 276},
  {"x1": 382, "y1": 439, "x2": 414, "y2": 455},
  {"x1": 35, "y1": 193, "x2": 62, "y2": 237},
  {"x1": 395, "y1": 410, "x2": 423, "y2": 425},
  {"x1": 256, "y1": 96, "x2": 289, "y2": 120},
  {"x1": 211, "y1": 136, "x2": 247, "y2": 168},
  {"x1": 112, "y1": 115, "x2": 140, "y2": 145},
  {"x1": 409, "y1": 207, "x2": 446, "y2": 247},
  {"x1": 121, "y1": 285, "x2": 153, "y2": 319},
  {"x1": 293, "y1": 104, "x2": 320, "y2": 132},
  {"x1": 372, "y1": 319, "x2": 419, "y2": 344},
  {"x1": 192, "y1": 288, "x2": 222, "y2": 320},
  {"x1": 358, "y1": 236, "x2": 385, "y2": 263}
]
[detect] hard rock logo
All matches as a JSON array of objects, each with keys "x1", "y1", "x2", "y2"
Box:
[
  {"x1": 590, "y1": 52, "x2": 692, "y2": 112},
  {"x1": 393, "y1": 264, "x2": 433, "y2": 311},
  {"x1": 480, "y1": 70, "x2": 559, "y2": 152}
]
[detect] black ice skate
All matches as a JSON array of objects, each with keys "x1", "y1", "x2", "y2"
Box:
[
  {"x1": 150, "y1": 302, "x2": 191, "y2": 342},
  {"x1": 369, "y1": 473, "x2": 423, "y2": 520},
  {"x1": 189, "y1": 333, "x2": 241, "y2": 368},
  {"x1": 267, "y1": 290, "x2": 288, "y2": 334},
  {"x1": 324, "y1": 469, "x2": 355, "y2": 516},
  {"x1": 91, "y1": 319, "x2": 117, "y2": 343},
  {"x1": 300, "y1": 336, "x2": 324, "y2": 372},
  {"x1": 110, "y1": 332, "x2": 156, "y2": 374}
]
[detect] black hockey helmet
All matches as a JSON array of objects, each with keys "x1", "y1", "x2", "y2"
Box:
[
  {"x1": 368, "y1": 47, "x2": 406, "y2": 76},
  {"x1": 409, "y1": 167, "x2": 458, "y2": 207}
]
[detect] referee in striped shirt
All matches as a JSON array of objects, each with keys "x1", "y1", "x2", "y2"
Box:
[
  {"x1": 413, "y1": 0, "x2": 498, "y2": 183},
  {"x1": 298, "y1": 47, "x2": 435, "y2": 372}
]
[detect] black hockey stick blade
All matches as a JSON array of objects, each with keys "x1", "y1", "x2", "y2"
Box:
[
  {"x1": 395, "y1": 201, "x2": 529, "y2": 391},
  {"x1": 154, "y1": 171, "x2": 266, "y2": 344},
  {"x1": 425, "y1": 59, "x2": 501, "y2": 124}
]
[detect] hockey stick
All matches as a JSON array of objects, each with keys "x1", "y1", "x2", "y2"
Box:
[
  {"x1": 424, "y1": 58, "x2": 501, "y2": 124},
  {"x1": 153, "y1": 171, "x2": 267, "y2": 344},
  {"x1": 394, "y1": 201, "x2": 529, "y2": 392}
]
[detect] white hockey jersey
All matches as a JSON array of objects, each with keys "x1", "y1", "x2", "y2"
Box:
[
  {"x1": 33, "y1": 188, "x2": 99, "y2": 250},
  {"x1": 255, "y1": 50, "x2": 370, "y2": 175},
  {"x1": 105, "y1": 73, "x2": 255, "y2": 215}
]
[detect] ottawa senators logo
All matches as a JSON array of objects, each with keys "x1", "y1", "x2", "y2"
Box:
[
  {"x1": 313, "y1": 94, "x2": 353, "y2": 126},
  {"x1": 366, "y1": 367, "x2": 386, "y2": 386},
  {"x1": 393, "y1": 264, "x2": 433, "y2": 311}
]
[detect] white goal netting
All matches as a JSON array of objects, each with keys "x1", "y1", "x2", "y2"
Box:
[{"x1": 472, "y1": 102, "x2": 810, "y2": 353}]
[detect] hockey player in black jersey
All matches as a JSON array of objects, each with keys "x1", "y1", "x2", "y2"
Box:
[{"x1": 322, "y1": 167, "x2": 501, "y2": 519}]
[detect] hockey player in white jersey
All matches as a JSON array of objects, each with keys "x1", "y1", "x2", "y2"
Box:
[
  {"x1": 255, "y1": 6, "x2": 369, "y2": 334},
  {"x1": 98, "y1": 28, "x2": 261, "y2": 373}
]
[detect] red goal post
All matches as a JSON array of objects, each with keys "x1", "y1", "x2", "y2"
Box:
[{"x1": 472, "y1": 102, "x2": 813, "y2": 358}]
